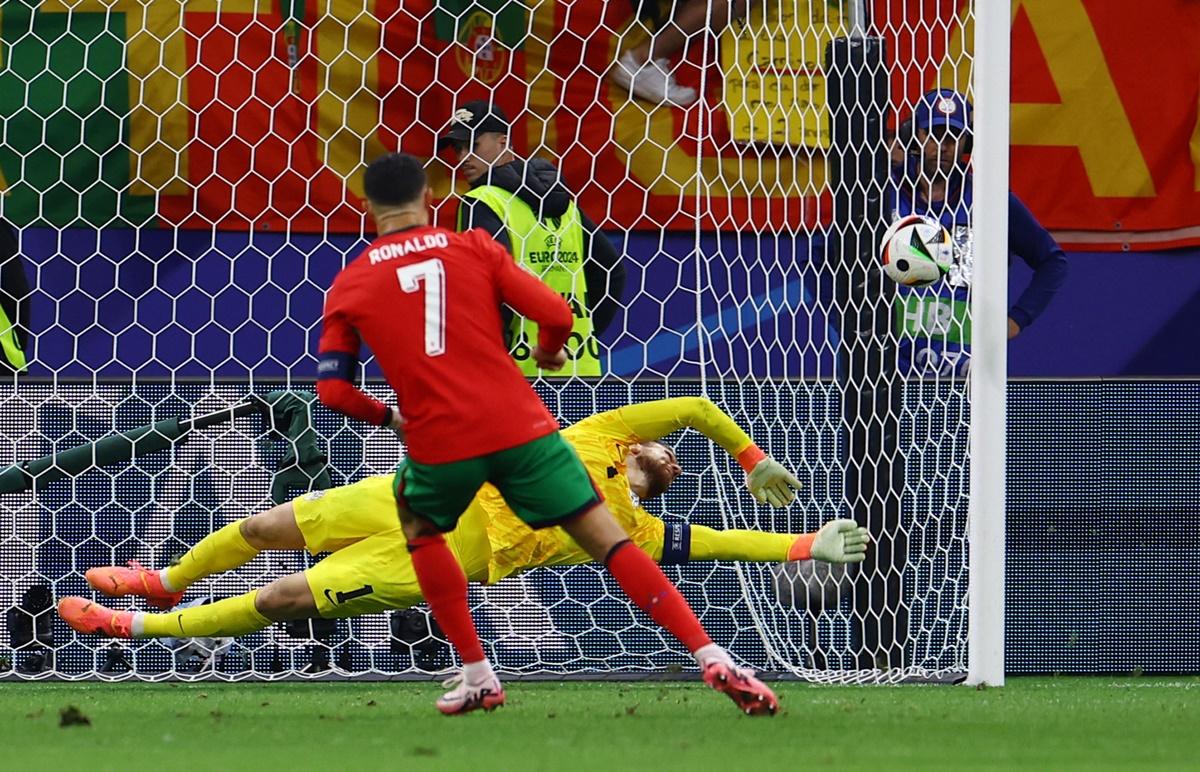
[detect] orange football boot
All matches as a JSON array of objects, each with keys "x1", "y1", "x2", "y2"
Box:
[
  {"x1": 58, "y1": 597, "x2": 135, "y2": 638},
  {"x1": 85, "y1": 560, "x2": 183, "y2": 610}
]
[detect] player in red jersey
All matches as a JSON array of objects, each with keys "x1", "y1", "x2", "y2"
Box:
[{"x1": 316, "y1": 152, "x2": 778, "y2": 716}]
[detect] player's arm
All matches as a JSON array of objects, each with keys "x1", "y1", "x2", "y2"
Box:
[
  {"x1": 1007, "y1": 192, "x2": 1068, "y2": 333},
  {"x1": 483, "y1": 231, "x2": 573, "y2": 364},
  {"x1": 649, "y1": 519, "x2": 869, "y2": 565},
  {"x1": 600, "y1": 396, "x2": 801, "y2": 506},
  {"x1": 315, "y1": 283, "x2": 400, "y2": 430}
]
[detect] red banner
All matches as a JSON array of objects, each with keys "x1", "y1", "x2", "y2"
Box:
[
  {"x1": 134, "y1": 1, "x2": 1200, "y2": 248},
  {"x1": 1009, "y1": 0, "x2": 1200, "y2": 250},
  {"x1": 381, "y1": 0, "x2": 821, "y2": 233},
  {"x1": 152, "y1": 1, "x2": 822, "y2": 234},
  {"x1": 876, "y1": 0, "x2": 1200, "y2": 251}
]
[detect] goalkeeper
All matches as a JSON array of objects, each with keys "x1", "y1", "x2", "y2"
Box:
[{"x1": 59, "y1": 397, "x2": 867, "y2": 641}]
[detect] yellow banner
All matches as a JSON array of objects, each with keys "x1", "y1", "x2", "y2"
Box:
[{"x1": 720, "y1": 1, "x2": 845, "y2": 148}]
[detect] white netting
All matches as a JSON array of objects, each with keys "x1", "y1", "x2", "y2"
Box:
[{"x1": 0, "y1": 0, "x2": 982, "y2": 681}]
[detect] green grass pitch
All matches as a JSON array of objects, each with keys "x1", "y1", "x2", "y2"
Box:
[{"x1": 3, "y1": 677, "x2": 1198, "y2": 771}]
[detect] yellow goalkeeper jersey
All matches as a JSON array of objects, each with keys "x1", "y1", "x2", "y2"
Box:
[{"x1": 480, "y1": 397, "x2": 755, "y2": 582}]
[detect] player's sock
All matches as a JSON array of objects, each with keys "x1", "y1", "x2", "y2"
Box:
[
  {"x1": 407, "y1": 534, "x2": 487, "y2": 665},
  {"x1": 605, "y1": 540, "x2": 713, "y2": 653},
  {"x1": 692, "y1": 643, "x2": 735, "y2": 668},
  {"x1": 134, "y1": 590, "x2": 270, "y2": 638},
  {"x1": 162, "y1": 519, "x2": 259, "y2": 592},
  {"x1": 462, "y1": 659, "x2": 496, "y2": 685}
]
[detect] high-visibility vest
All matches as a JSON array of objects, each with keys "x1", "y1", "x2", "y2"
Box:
[
  {"x1": 0, "y1": 220, "x2": 26, "y2": 372},
  {"x1": 462, "y1": 186, "x2": 601, "y2": 376},
  {"x1": 0, "y1": 303, "x2": 25, "y2": 371}
]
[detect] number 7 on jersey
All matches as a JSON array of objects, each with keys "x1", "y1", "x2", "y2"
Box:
[{"x1": 397, "y1": 258, "x2": 446, "y2": 356}]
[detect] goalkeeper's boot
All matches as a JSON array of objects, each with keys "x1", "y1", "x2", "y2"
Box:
[
  {"x1": 702, "y1": 661, "x2": 779, "y2": 717},
  {"x1": 436, "y1": 672, "x2": 506, "y2": 716},
  {"x1": 85, "y1": 560, "x2": 184, "y2": 610},
  {"x1": 57, "y1": 597, "x2": 134, "y2": 638}
]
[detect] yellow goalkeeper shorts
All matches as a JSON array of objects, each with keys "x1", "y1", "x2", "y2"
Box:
[
  {"x1": 292, "y1": 475, "x2": 492, "y2": 618},
  {"x1": 305, "y1": 526, "x2": 423, "y2": 618},
  {"x1": 292, "y1": 475, "x2": 400, "y2": 554}
]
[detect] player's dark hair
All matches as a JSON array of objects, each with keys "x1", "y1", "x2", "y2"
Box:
[{"x1": 363, "y1": 152, "x2": 427, "y2": 208}]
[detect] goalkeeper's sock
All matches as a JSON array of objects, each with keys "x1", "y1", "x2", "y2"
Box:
[
  {"x1": 408, "y1": 534, "x2": 487, "y2": 665},
  {"x1": 162, "y1": 519, "x2": 259, "y2": 592},
  {"x1": 133, "y1": 590, "x2": 270, "y2": 638},
  {"x1": 605, "y1": 540, "x2": 713, "y2": 653}
]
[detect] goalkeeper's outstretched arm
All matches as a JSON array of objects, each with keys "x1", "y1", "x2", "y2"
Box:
[
  {"x1": 606, "y1": 396, "x2": 755, "y2": 456},
  {"x1": 681, "y1": 520, "x2": 870, "y2": 565},
  {"x1": 602, "y1": 396, "x2": 801, "y2": 506}
]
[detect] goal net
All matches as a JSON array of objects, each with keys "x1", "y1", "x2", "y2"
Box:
[{"x1": 0, "y1": 0, "x2": 990, "y2": 682}]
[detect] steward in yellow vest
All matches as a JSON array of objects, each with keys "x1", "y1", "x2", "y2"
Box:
[
  {"x1": 439, "y1": 101, "x2": 625, "y2": 377},
  {"x1": 0, "y1": 219, "x2": 29, "y2": 373}
]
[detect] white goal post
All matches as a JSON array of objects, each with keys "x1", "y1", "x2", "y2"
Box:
[{"x1": 967, "y1": 0, "x2": 1008, "y2": 688}]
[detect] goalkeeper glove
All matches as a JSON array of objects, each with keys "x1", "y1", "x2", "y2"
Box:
[
  {"x1": 809, "y1": 519, "x2": 870, "y2": 564},
  {"x1": 746, "y1": 457, "x2": 802, "y2": 507}
]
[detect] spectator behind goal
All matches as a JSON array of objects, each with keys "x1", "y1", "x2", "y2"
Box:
[
  {"x1": 611, "y1": 0, "x2": 746, "y2": 107},
  {"x1": 887, "y1": 89, "x2": 1068, "y2": 378}
]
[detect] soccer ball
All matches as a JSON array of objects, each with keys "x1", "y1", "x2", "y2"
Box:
[
  {"x1": 879, "y1": 215, "x2": 954, "y2": 287},
  {"x1": 771, "y1": 559, "x2": 854, "y2": 610}
]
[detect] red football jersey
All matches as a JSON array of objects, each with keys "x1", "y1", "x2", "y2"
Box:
[{"x1": 318, "y1": 225, "x2": 572, "y2": 464}]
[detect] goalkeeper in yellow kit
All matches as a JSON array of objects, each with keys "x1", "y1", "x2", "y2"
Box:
[{"x1": 58, "y1": 397, "x2": 868, "y2": 640}]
